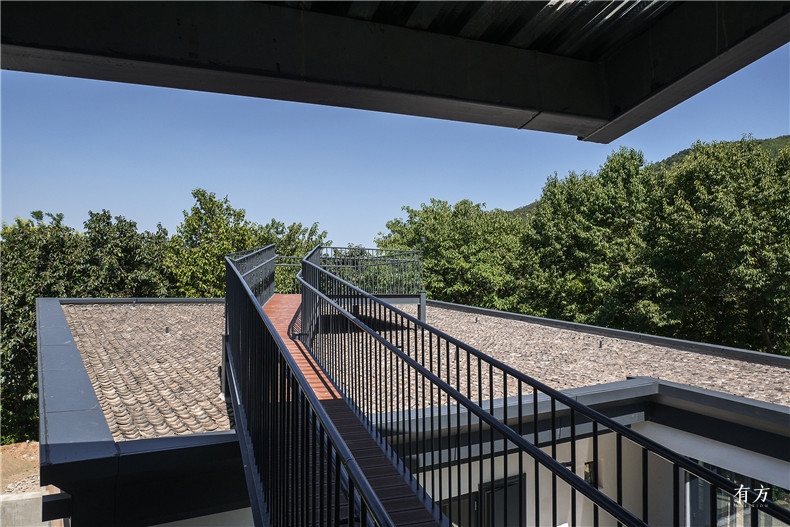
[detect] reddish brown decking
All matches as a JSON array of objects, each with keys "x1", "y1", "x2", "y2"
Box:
[
  {"x1": 264, "y1": 294, "x2": 438, "y2": 526},
  {"x1": 263, "y1": 294, "x2": 341, "y2": 400}
]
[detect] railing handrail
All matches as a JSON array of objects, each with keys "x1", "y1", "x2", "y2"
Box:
[
  {"x1": 227, "y1": 244, "x2": 275, "y2": 265},
  {"x1": 226, "y1": 253, "x2": 397, "y2": 527},
  {"x1": 298, "y1": 262, "x2": 648, "y2": 527},
  {"x1": 300, "y1": 254, "x2": 790, "y2": 525},
  {"x1": 320, "y1": 246, "x2": 421, "y2": 256}
]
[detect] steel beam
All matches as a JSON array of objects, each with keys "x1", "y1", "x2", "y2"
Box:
[
  {"x1": 589, "y1": 2, "x2": 790, "y2": 143},
  {"x1": 2, "y1": 2, "x2": 788, "y2": 143},
  {"x1": 0, "y1": 2, "x2": 607, "y2": 136}
]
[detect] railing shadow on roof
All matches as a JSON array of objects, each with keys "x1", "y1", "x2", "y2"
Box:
[{"x1": 296, "y1": 245, "x2": 790, "y2": 527}]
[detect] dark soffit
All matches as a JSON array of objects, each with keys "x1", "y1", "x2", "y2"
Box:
[{"x1": 2, "y1": 1, "x2": 789, "y2": 142}]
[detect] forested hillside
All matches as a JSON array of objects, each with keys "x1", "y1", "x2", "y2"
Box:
[
  {"x1": 656, "y1": 135, "x2": 790, "y2": 170},
  {"x1": 378, "y1": 138, "x2": 790, "y2": 358},
  {"x1": 0, "y1": 189, "x2": 329, "y2": 443},
  {"x1": 512, "y1": 136, "x2": 790, "y2": 219}
]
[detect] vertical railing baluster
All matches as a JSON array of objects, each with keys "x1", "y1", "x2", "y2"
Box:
[
  {"x1": 534, "y1": 387, "x2": 540, "y2": 527},
  {"x1": 551, "y1": 397, "x2": 557, "y2": 527},
  {"x1": 617, "y1": 433, "x2": 623, "y2": 527},
  {"x1": 571, "y1": 408, "x2": 577, "y2": 527},
  {"x1": 642, "y1": 448, "x2": 649, "y2": 523},
  {"x1": 673, "y1": 464, "x2": 680, "y2": 527},
  {"x1": 518, "y1": 380, "x2": 524, "y2": 527},
  {"x1": 593, "y1": 420, "x2": 599, "y2": 527}
]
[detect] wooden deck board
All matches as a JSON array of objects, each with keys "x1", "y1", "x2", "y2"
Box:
[{"x1": 264, "y1": 294, "x2": 438, "y2": 526}]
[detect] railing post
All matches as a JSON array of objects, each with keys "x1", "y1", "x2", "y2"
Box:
[{"x1": 418, "y1": 291, "x2": 427, "y2": 322}]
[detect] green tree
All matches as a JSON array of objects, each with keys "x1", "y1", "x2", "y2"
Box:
[
  {"x1": 166, "y1": 189, "x2": 264, "y2": 297},
  {"x1": 519, "y1": 148, "x2": 657, "y2": 327},
  {"x1": 80, "y1": 210, "x2": 173, "y2": 297},
  {"x1": 166, "y1": 189, "x2": 330, "y2": 297},
  {"x1": 259, "y1": 219, "x2": 330, "y2": 294},
  {"x1": 645, "y1": 139, "x2": 790, "y2": 354},
  {"x1": 259, "y1": 218, "x2": 329, "y2": 257},
  {"x1": 377, "y1": 199, "x2": 527, "y2": 310}
]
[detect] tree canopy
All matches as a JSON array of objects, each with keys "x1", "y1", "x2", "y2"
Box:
[
  {"x1": 1, "y1": 189, "x2": 329, "y2": 443},
  {"x1": 378, "y1": 138, "x2": 789, "y2": 355},
  {"x1": 376, "y1": 199, "x2": 527, "y2": 310},
  {"x1": 643, "y1": 140, "x2": 790, "y2": 353}
]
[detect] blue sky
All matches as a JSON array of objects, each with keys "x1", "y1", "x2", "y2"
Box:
[{"x1": 2, "y1": 44, "x2": 788, "y2": 247}]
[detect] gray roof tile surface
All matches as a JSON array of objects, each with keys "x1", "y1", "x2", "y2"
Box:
[
  {"x1": 62, "y1": 302, "x2": 230, "y2": 442},
  {"x1": 62, "y1": 300, "x2": 788, "y2": 444},
  {"x1": 415, "y1": 305, "x2": 789, "y2": 407}
]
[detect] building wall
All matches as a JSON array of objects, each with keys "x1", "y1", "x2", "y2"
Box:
[
  {"x1": 417, "y1": 432, "x2": 676, "y2": 527},
  {"x1": 416, "y1": 417, "x2": 790, "y2": 527}
]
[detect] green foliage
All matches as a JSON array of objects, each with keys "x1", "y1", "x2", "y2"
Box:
[
  {"x1": 80, "y1": 210, "x2": 174, "y2": 297},
  {"x1": 644, "y1": 140, "x2": 790, "y2": 354},
  {"x1": 519, "y1": 140, "x2": 789, "y2": 353},
  {"x1": 519, "y1": 148, "x2": 656, "y2": 328},
  {"x1": 259, "y1": 218, "x2": 330, "y2": 258},
  {"x1": 165, "y1": 189, "x2": 330, "y2": 297},
  {"x1": 262, "y1": 221, "x2": 330, "y2": 294},
  {"x1": 655, "y1": 135, "x2": 790, "y2": 171},
  {"x1": 166, "y1": 189, "x2": 264, "y2": 297},
  {"x1": 376, "y1": 199, "x2": 527, "y2": 310},
  {"x1": 510, "y1": 201, "x2": 538, "y2": 220}
]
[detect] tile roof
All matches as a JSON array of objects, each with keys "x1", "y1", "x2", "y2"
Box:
[
  {"x1": 418, "y1": 305, "x2": 790, "y2": 407},
  {"x1": 61, "y1": 301, "x2": 230, "y2": 442},
  {"x1": 60, "y1": 298, "x2": 787, "y2": 444}
]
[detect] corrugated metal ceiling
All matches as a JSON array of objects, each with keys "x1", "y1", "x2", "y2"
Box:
[{"x1": 273, "y1": 1, "x2": 678, "y2": 61}]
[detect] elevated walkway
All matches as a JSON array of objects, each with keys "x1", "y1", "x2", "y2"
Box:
[
  {"x1": 225, "y1": 245, "x2": 790, "y2": 527},
  {"x1": 263, "y1": 294, "x2": 437, "y2": 526}
]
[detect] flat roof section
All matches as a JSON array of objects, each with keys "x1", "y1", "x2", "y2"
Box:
[
  {"x1": 411, "y1": 303, "x2": 789, "y2": 407},
  {"x1": 61, "y1": 301, "x2": 230, "y2": 441}
]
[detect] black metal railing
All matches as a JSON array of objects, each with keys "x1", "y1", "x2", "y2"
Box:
[
  {"x1": 299, "y1": 247, "x2": 647, "y2": 527},
  {"x1": 227, "y1": 245, "x2": 276, "y2": 305},
  {"x1": 319, "y1": 247, "x2": 423, "y2": 296},
  {"x1": 275, "y1": 255, "x2": 303, "y2": 294},
  {"x1": 224, "y1": 245, "x2": 395, "y2": 527},
  {"x1": 274, "y1": 247, "x2": 422, "y2": 297},
  {"x1": 298, "y1": 246, "x2": 790, "y2": 527}
]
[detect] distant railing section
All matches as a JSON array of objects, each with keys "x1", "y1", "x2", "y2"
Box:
[
  {"x1": 227, "y1": 245, "x2": 276, "y2": 305},
  {"x1": 299, "y1": 246, "x2": 647, "y2": 527},
  {"x1": 224, "y1": 248, "x2": 395, "y2": 527},
  {"x1": 275, "y1": 255, "x2": 303, "y2": 294},
  {"x1": 298, "y1": 246, "x2": 790, "y2": 527},
  {"x1": 319, "y1": 247, "x2": 423, "y2": 297},
  {"x1": 273, "y1": 247, "x2": 422, "y2": 297}
]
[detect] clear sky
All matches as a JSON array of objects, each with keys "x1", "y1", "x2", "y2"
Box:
[{"x1": 2, "y1": 44, "x2": 788, "y2": 247}]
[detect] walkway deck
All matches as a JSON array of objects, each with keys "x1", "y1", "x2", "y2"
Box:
[{"x1": 263, "y1": 294, "x2": 438, "y2": 526}]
